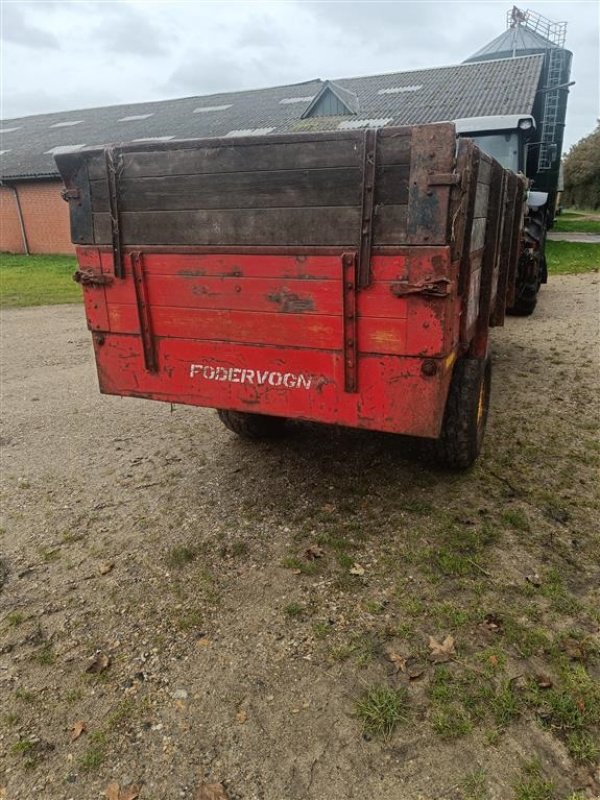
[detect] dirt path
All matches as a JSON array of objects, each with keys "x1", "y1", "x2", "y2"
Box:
[
  {"x1": 547, "y1": 232, "x2": 600, "y2": 243},
  {"x1": 1, "y1": 275, "x2": 599, "y2": 800}
]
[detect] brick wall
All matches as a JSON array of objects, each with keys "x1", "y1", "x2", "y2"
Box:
[
  {"x1": 0, "y1": 180, "x2": 74, "y2": 255},
  {"x1": 0, "y1": 186, "x2": 25, "y2": 252}
]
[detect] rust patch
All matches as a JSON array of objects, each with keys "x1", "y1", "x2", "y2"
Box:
[{"x1": 266, "y1": 289, "x2": 315, "y2": 314}]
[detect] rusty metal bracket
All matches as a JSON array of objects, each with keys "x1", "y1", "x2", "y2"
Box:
[
  {"x1": 73, "y1": 269, "x2": 113, "y2": 287},
  {"x1": 131, "y1": 251, "x2": 158, "y2": 373},
  {"x1": 60, "y1": 188, "x2": 81, "y2": 202},
  {"x1": 427, "y1": 172, "x2": 462, "y2": 187},
  {"x1": 342, "y1": 251, "x2": 358, "y2": 393},
  {"x1": 105, "y1": 146, "x2": 125, "y2": 279},
  {"x1": 390, "y1": 277, "x2": 452, "y2": 298},
  {"x1": 357, "y1": 128, "x2": 378, "y2": 289}
]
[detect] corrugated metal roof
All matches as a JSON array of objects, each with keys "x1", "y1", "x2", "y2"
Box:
[{"x1": 0, "y1": 55, "x2": 544, "y2": 180}]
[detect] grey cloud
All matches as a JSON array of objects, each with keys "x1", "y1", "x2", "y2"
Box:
[
  {"x1": 92, "y1": 4, "x2": 170, "y2": 57},
  {"x1": 236, "y1": 17, "x2": 287, "y2": 51},
  {"x1": 1, "y1": 3, "x2": 59, "y2": 48},
  {"x1": 164, "y1": 52, "x2": 260, "y2": 96}
]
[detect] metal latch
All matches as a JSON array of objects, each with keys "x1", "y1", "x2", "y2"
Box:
[
  {"x1": 61, "y1": 188, "x2": 81, "y2": 201},
  {"x1": 73, "y1": 269, "x2": 113, "y2": 287},
  {"x1": 427, "y1": 173, "x2": 461, "y2": 187},
  {"x1": 390, "y1": 277, "x2": 452, "y2": 298}
]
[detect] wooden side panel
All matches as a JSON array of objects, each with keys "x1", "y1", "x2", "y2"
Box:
[
  {"x1": 57, "y1": 125, "x2": 460, "y2": 249},
  {"x1": 469, "y1": 160, "x2": 504, "y2": 357},
  {"x1": 53, "y1": 154, "x2": 95, "y2": 245}
]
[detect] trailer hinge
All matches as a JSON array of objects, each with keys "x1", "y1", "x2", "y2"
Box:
[
  {"x1": 427, "y1": 172, "x2": 461, "y2": 187},
  {"x1": 390, "y1": 277, "x2": 452, "y2": 298},
  {"x1": 73, "y1": 269, "x2": 113, "y2": 287},
  {"x1": 61, "y1": 188, "x2": 81, "y2": 202}
]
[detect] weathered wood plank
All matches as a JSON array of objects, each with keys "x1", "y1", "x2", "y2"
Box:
[
  {"x1": 90, "y1": 168, "x2": 361, "y2": 213},
  {"x1": 373, "y1": 205, "x2": 409, "y2": 245},
  {"x1": 88, "y1": 138, "x2": 366, "y2": 181},
  {"x1": 90, "y1": 164, "x2": 409, "y2": 214},
  {"x1": 470, "y1": 217, "x2": 487, "y2": 253},
  {"x1": 473, "y1": 181, "x2": 490, "y2": 220},
  {"x1": 477, "y1": 158, "x2": 492, "y2": 186},
  {"x1": 94, "y1": 207, "x2": 364, "y2": 247}
]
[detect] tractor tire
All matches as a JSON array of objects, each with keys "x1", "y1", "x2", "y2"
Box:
[
  {"x1": 433, "y1": 356, "x2": 491, "y2": 470},
  {"x1": 217, "y1": 409, "x2": 287, "y2": 439},
  {"x1": 509, "y1": 281, "x2": 538, "y2": 316}
]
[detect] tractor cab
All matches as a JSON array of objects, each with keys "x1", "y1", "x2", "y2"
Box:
[{"x1": 455, "y1": 114, "x2": 548, "y2": 211}]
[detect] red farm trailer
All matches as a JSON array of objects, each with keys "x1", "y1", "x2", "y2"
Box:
[{"x1": 55, "y1": 123, "x2": 526, "y2": 469}]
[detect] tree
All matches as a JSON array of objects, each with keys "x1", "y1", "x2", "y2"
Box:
[{"x1": 562, "y1": 123, "x2": 600, "y2": 209}]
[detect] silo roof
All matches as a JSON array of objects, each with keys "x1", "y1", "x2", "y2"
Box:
[{"x1": 465, "y1": 25, "x2": 559, "y2": 62}]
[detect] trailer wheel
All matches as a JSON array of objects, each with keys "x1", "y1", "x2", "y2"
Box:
[
  {"x1": 217, "y1": 409, "x2": 287, "y2": 439},
  {"x1": 434, "y1": 357, "x2": 491, "y2": 470}
]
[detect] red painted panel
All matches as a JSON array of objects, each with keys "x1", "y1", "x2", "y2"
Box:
[
  {"x1": 93, "y1": 335, "x2": 453, "y2": 438},
  {"x1": 74, "y1": 244, "x2": 461, "y2": 438}
]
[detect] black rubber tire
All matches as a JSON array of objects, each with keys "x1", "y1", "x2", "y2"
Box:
[
  {"x1": 217, "y1": 409, "x2": 287, "y2": 439},
  {"x1": 508, "y1": 283, "x2": 538, "y2": 316},
  {"x1": 433, "y1": 357, "x2": 491, "y2": 470}
]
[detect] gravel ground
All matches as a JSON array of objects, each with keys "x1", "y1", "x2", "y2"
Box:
[{"x1": 1, "y1": 274, "x2": 599, "y2": 800}]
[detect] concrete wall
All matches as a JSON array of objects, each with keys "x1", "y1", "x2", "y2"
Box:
[{"x1": 0, "y1": 180, "x2": 74, "y2": 255}]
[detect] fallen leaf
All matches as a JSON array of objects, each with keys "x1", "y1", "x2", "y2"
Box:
[
  {"x1": 561, "y1": 637, "x2": 586, "y2": 661},
  {"x1": 194, "y1": 782, "x2": 228, "y2": 800},
  {"x1": 536, "y1": 675, "x2": 553, "y2": 689},
  {"x1": 99, "y1": 561, "x2": 114, "y2": 575},
  {"x1": 236, "y1": 709, "x2": 247, "y2": 724},
  {"x1": 105, "y1": 783, "x2": 121, "y2": 800},
  {"x1": 483, "y1": 613, "x2": 503, "y2": 633},
  {"x1": 86, "y1": 651, "x2": 111, "y2": 674},
  {"x1": 428, "y1": 635, "x2": 456, "y2": 663},
  {"x1": 488, "y1": 654, "x2": 499, "y2": 667},
  {"x1": 320, "y1": 503, "x2": 336, "y2": 514},
  {"x1": 304, "y1": 545, "x2": 325, "y2": 561},
  {"x1": 70, "y1": 720, "x2": 87, "y2": 741},
  {"x1": 387, "y1": 651, "x2": 407, "y2": 673},
  {"x1": 196, "y1": 637, "x2": 211, "y2": 648},
  {"x1": 526, "y1": 573, "x2": 542, "y2": 587},
  {"x1": 406, "y1": 659, "x2": 425, "y2": 680},
  {"x1": 349, "y1": 563, "x2": 365, "y2": 576}
]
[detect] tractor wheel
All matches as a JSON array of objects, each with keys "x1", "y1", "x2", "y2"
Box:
[
  {"x1": 508, "y1": 279, "x2": 539, "y2": 316},
  {"x1": 217, "y1": 409, "x2": 287, "y2": 439},
  {"x1": 434, "y1": 356, "x2": 491, "y2": 470}
]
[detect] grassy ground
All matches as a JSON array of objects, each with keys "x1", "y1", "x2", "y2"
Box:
[
  {"x1": 546, "y1": 242, "x2": 600, "y2": 275},
  {"x1": 554, "y1": 210, "x2": 600, "y2": 235},
  {"x1": 0, "y1": 253, "x2": 79, "y2": 308}
]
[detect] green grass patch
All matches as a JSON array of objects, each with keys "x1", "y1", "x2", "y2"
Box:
[
  {"x1": 546, "y1": 241, "x2": 600, "y2": 275},
  {"x1": 0, "y1": 253, "x2": 80, "y2": 308},
  {"x1": 284, "y1": 602, "x2": 304, "y2": 618},
  {"x1": 525, "y1": 664, "x2": 600, "y2": 762},
  {"x1": 166, "y1": 545, "x2": 197, "y2": 568},
  {"x1": 514, "y1": 760, "x2": 555, "y2": 800},
  {"x1": 553, "y1": 216, "x2": 600, "y2": 234},
  {"x1": 355, "y1": 684, "x2": 409, "y2": 739}
]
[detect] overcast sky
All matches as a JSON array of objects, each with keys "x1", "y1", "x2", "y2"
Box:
[{"x1": 1, "y1": 0, "x2": 598, "y2": 149}]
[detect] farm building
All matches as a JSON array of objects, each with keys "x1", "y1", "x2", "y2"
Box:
[{"x1": 0, "y1": 13, "x2": 570, "y2": 255}]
